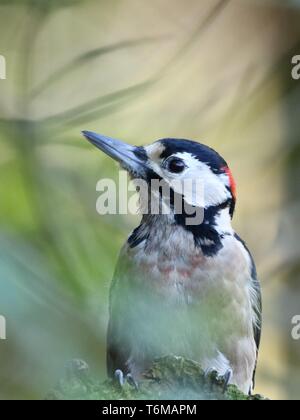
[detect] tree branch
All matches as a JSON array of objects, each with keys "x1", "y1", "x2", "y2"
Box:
[{"x1": 46, "y1": 355, "x2": 267, "y2": 401}]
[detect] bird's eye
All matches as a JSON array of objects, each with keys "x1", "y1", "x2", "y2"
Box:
[{"x1": 165, "y1": 157, "x2": 186, "y2": 174}]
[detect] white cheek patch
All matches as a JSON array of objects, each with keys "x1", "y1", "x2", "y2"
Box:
[
  {"x1": 177, "y1": 153, "x2": 231, "y2": 208},
  {"x1": 169, "y1": 177, "x2": 205, "y2": 208},
  {"x1": 144, "y1": 157, "x2": 204, "y2": 208},
  {"x1": 146, "y1": 151, "x2": 231, "y2": 209}
]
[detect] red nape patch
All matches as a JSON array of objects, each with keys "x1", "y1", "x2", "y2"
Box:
[{"x1": 222, "y1": 166, "x2": 237, "y2": 200}]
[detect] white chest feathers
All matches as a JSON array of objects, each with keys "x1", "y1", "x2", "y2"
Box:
[{"x1": 122, "y1": 225, "x2": 258, "y2": 393}]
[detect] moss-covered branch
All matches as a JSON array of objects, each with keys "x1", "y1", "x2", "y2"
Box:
[{"x1": 46, "y1": 355, "x2": 266, "y2": 401}]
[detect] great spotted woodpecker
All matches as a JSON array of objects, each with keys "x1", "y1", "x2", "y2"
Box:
[{"x1": 82, "y1": 131, "x2": 262, "y2": 395}]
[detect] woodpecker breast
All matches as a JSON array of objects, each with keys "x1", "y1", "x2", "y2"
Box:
[{"x1": 122, "y1": 221, "x2": 259, "y2": 393}]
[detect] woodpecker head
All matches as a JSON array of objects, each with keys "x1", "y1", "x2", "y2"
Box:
[{"x1": 82, "y1": 131, "x2": 237, "y2": 220}]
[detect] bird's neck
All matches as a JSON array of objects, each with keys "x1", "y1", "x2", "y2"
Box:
[{"x1": 138, "y1": 202, "x2": 233, "y2": 257}]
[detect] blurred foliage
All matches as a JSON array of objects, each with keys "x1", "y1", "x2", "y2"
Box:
[
  {"x1": 0, "y1": 0, "x2": 85, "y2": 10},
  {"x1": 0, "y1": 0, "x2": 299, "y2": 400}
]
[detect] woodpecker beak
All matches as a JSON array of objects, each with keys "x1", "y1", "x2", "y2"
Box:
[{"x1": 82, "y1": 131, "x2": 147, "y2": 176}]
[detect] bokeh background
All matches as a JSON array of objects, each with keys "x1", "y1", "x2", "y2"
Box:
[{"x1": 0, "y1": 0, "x2": 300, "y2": 400}]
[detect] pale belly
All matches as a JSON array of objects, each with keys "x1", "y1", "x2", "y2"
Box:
[{"x1": 113, "y1": 232, "x2": 257, "y2": 394}]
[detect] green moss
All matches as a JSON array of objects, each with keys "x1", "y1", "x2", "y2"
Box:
[{"x1": 46, "y1": 356, "x2": 267, "y2": 401}]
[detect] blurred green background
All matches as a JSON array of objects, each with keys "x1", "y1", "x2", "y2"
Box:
[{"x1": 0, "y1": 0, "x2": 300, "y2": 400}]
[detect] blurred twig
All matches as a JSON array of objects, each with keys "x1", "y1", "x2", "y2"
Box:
[
  {"x1": 30, "y1": 36, "x2": 168, "y2": 99},
  {"x1": 159, "y1": 0, "x2": 231, "y2": 74},
  {"x1": 42, "y1": 79, "x2": 156, "y2": 129}
]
